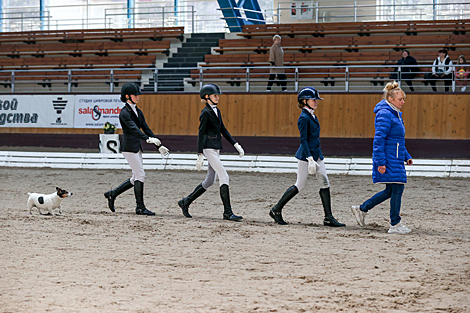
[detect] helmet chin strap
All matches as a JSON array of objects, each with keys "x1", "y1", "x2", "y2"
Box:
[
  {"x1": 207, "y1": 97, "x2": 218, "y2": 106},
  {"x1": 127, "y1": 96, "x2": 136, "y2": 105},
  {"x1": 304, "y1": 100, "x2": 314, "y2": 111}
]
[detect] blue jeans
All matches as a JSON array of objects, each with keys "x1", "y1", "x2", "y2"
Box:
[{"x1": 360, "y1": 184, "x2": 405, "y2": 226}]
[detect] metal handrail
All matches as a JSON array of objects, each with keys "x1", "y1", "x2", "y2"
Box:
[
  {"x1": 1, "y1": 64, "x2": 468, "y2": 93},
  {"x1": 2, "y1": 64, "x2": 465, "y2": 72},
  {"x1": 0, "y1": 11, "x2": 51, "y2": 32},
  {"x1": 104, "y1": 6, "x2": 195, "y2": 31},
  {"x1": 276, "y1": 2, "x2": 470, "y2": 23}
]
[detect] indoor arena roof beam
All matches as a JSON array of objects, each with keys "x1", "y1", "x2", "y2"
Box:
[{"x1": 217, "y1": 0, "x2": 265, "y2": 33}]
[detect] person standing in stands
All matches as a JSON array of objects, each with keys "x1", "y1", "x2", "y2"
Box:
[
  {"x1": 266, "y1": 34, "x2": 287, "y2": 92},
  {"x1": 351, "y1": 81, "x2": 413, "y2": 234},
  {"x1": 178, "y1": 83, "x2": 245, "y2": 221},
  {"x1": 104, "y1": 82, "x2": 169, "y2": 216},
  {"x1": 390, "y1": 50, "x2": 418, "y2": 91},
  {"x1": 269, "y1": 87, "x2": 345, "y2": 227}
]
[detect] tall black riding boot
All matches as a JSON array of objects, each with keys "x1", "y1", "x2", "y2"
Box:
[
  {"x1": 319, "y1": 187, "x2": 345, "y2": 227},
  {"x1": 104, "y1": 179, "x2": 133, "y2": 212},
  {"x1": 220, "y1": 184, "x2": 242, "y2": 221},
  {"x1": 178, "y1": 183, "x2": 206, "y2": 218},
  {"x1": 269, "y1": 185, "x2": 298, "y2": 225},
  {"x1": 134, "y1": 180, "x2": 155, "y2": 216}
]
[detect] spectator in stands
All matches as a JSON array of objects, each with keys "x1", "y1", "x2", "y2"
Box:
[
  {"x1": 269, "y1": 87, "x2": 345, "y2": 227},
  {"x1": 455, "y1": 55, "x2": 469, "y2": 92},
  {"x1": 104, "y1": 82, "x2": 169, "y2": 216},
  {"x1": 351, "y1": 81, "x2": 413, "y2": 234},
  {"x1": 425, "y1": 49, "x2": 453, "y2": 92},
  {"x1": 390, "y1": 49, "x2": 418, "y2": 91},
  {"x1": 266, "y1": 35, "x2": 287, "y2": 92}
]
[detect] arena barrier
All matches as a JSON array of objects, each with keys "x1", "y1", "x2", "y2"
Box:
[{"x1": 1, "y1": 151, "x2": 469, "y2": 178}]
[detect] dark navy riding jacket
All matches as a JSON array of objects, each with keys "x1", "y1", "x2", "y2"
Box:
[{"x1": 294, "y1": 108, "x2": 324, "y2": 162}]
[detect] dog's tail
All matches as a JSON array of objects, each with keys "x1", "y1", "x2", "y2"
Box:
[{"x1": 27, "y1": 192, "x2": 32, "y2": 196}]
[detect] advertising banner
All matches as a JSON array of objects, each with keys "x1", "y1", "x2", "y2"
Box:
[
  {"x1": 0, "y1": 95, "x2": 74, "y2": 128},
  {"x1": 74, "y1": 95, "x2": 122, "y2": 129}
]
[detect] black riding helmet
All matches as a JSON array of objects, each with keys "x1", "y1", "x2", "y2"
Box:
[
  {"x1": 120, "y1": 82, "x2": 143, "y2": 103},
  {"x1": 200, "y1": 83, "x2": 222, "y2": 99},
  {"x1": 297, "y1": 87, "x2": 323, "y2": 104}
]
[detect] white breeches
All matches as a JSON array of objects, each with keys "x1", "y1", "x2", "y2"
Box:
[
  {"x1": 294, "y1": 158, "x2": 330, "y2": 192},
  {"x1": 122, "y1": 151, "x2": 145, "y2": 184},
  {"x1": 202, "y1": 149, "x2": 229, "y2": 189}
]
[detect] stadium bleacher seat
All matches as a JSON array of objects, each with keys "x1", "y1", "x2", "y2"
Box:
[
  {"x1": 192, "y1": 19, "x2": 470, "y2": 88},
  {"x1": 0, "y1": 27, "x2": 183, "y2": 88},
  {"x1": 238, "y1": 19, "x2": 468, "y2": 38},
  {"x1": 0, "y1": 27, "x2": 184, "y2": 44}
]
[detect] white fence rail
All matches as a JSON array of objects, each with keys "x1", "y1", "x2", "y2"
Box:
[{"x1": 1, "y1": 151, "x2": 469, "y2": 178}]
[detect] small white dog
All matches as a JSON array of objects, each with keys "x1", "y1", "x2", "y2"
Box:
[{"x1": 27, "y1": 187, "x2": 73, "y2": 215}]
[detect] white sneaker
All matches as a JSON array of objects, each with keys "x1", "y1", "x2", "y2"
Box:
[
  {"x1": 266, "y1": 89, "x2": 272, "y2": 92},
  {"x1": 462, "y1": 86, "x2": 466, "y2": 92},
  {"x1": 351, "y1": 205, "x2": 366, "y2": 227},
  {"x1": 388, "y1": 222, "x2": 411, "y2": 234}
]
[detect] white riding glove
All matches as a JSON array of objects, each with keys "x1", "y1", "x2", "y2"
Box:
[
  {"x1": 234, "y1": 143, "x2": 244, "y2": 157},
  {"x1": 146, "y1": 137, "x2": 161, "y2": 146},
  {"x1": 158, "y1": 145, "x2": 169, "y2": 157},
  {"x1": 196, "y1": 154, "x2": 204, "y2": 171},
  {"x1": 307, "y1": 156, "x2": 319, "y2": 175}
]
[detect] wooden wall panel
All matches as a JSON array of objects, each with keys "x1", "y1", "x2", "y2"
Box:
[
  {"x1": 1, "y1": 94, "x2": 468, "y2": 140},
  {"x1": 443, "y1": 95, "x2": 469, "y2": 138}
]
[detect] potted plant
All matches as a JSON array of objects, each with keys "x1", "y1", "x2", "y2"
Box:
[{"x1": 103, "y1": 122, "x2": 117, "y2": 134}]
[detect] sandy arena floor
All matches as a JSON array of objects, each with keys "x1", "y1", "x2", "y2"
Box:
[{"x1": 0, "y1": 167, "x2": 469, "y2": 312}]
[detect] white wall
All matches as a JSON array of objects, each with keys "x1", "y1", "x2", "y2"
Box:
[{"x1": 273, "y1": 0, "x2": 377, "y2": 24}]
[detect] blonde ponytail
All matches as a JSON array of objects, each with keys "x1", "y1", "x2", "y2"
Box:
[{"x1": 383, "y1": 81, "x2": 406, "y2": 101}]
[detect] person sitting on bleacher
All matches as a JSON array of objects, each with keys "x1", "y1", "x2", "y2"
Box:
[
  {"x1": 390, "y1": 50, "x2": 418, "y2": 92},
  {"x1": 266, "y1": 35, "x2": 287, "y2": 92},
  {"x1": 455, "y1": 55, "x2": 469, "y2": 92},
  {"x1": 425, "y1": 49, "x2": 454, "y2": 92}
]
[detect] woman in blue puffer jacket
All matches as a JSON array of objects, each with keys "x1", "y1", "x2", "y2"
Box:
[{"x1": 351, "y1": 81, "x2": 413, "y2": 234}]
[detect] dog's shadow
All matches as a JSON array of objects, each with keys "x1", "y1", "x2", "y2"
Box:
[{"x1": 29, "y1": 209, "x2": 63, "y2": 217}]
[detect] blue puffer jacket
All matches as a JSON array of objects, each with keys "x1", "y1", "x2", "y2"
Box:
[{"x1": 372, "y1": 99, "x2": 412, "y2": 184}]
